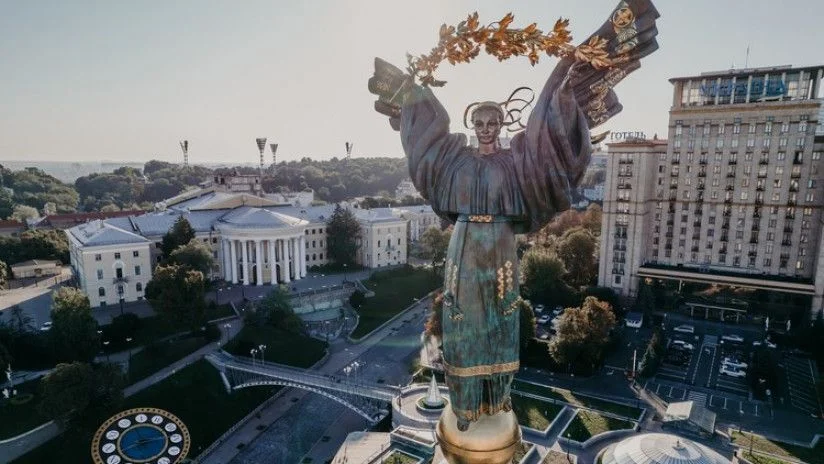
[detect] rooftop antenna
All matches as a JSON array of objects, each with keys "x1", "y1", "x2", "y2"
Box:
[
  {"x1": 345, "y1": 141, "x2": 353, "y2": 160},
  {"x1": 745, "y1": 44, "x2": 750, "y2": 69},
  {"x1": 179, "y1": 140, "x2": 189, "y2": 167},
  {"x1": 256, "y1": 138, "x2": 267, "y2": 196}
]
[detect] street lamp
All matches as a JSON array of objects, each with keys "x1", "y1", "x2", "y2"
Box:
[
  {"x1": 125, "y1": 337, "x2": 133, "y2": 382},
  {"x1": 250, "y1": 348, "x2": 258, "y2": 364},
  {"x1": 119, "y1": 297, "x2": 125, "y2": 316},
  {"x1": 258, "y1": 344, "x2": 267, "y2": 363},
  {"x1": 342, "y1": 263, "x2": 348, "y2": 283},
  {"x1": 103, "y1": 341, "x2": 111, "y2": 362}
]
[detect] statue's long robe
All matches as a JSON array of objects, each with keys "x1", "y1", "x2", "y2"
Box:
[
  {"x1": 399, "y1": 0, "x2": 660, "y2": 424},
  {"x1": 399, "y1": 71, "x2": 591, "y2": 422}
]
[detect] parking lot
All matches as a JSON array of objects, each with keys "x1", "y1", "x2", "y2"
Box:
[
  {"x1": 783, "y1": 354, "x2": 822, "y2": 415},
  {"x1": 709, "y1": 339, "x2": 751, "y2": 396},
  {"x1": 644, "y1": 379, "x2": 769, "y2": 420}
]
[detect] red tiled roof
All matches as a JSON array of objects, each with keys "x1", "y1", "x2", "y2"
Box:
[
  {"x1": 35, "y1": 210, "x2": 145, "y2": 229},
  {"x1": 0, "y1": 220, "x2": 25, "y2": 229}
]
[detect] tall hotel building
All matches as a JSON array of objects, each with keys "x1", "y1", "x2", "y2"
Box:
[{"x1": 599, "y1": 64, "x2": 824, "y2": 319}]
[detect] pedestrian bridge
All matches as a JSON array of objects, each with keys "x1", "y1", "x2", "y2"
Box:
[{"x1": 205, "y1": 351, "x2": 399, "y2": 423}]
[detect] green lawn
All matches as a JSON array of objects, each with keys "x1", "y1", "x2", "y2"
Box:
[
  {"x1": 0, "y1": 379, "x2": 47, "y2": 440},
  {"x1": 731, "y1": 431, "x2": 824, "y2": 464},
  {"x1": 350, "y1": 267, "x2": 440, "y2": 339},
  {"x1": 511, "y1": 393, "x2": 564, "y2": 430},
  {"x1": 562, "y1": 410, "x2": 634, "y2": 442},
  {"x1": 13, "y1": 360, "x2": 277, "y2": 463},
  {"x1": 225, "y1": 325, "x2": 328, "y2": 368},
  {"x1": 742, "y1": 452, "x2": 796, "y2": 464},
  {"x1": 512, "y1": 380, "x2": 642, "y2": 419},
  {"x1": 382, "y1": 450, "x2": 422, "y2": 463},
  {"x1": 127, "y1": 335, "x2": 211, "y2": 382}
]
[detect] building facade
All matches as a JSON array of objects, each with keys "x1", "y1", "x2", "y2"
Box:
[
  {"x1": 67, "y1": 190, "x2": 439, "y2": 307},
  {"x1": 599, "y1": 64, "x2": 824, "y2": 319}
]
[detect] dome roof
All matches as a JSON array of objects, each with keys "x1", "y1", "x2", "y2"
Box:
[
  {"x1": 603, "y1": 434, "x2": 730, "y2": 464},
  {"x1": 218, "y1": 207, "x2": 307, "y2": 229}
]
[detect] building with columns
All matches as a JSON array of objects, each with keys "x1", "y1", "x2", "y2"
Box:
[{"x1": 67, "y1": 190, "x2": 441, "y2": 307}]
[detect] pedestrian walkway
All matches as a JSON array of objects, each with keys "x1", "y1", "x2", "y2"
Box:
[{"x1": 688, "y1": 390, "x2": 708, "y2": 406}]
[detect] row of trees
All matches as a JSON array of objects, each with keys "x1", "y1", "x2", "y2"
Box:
[
  {"x1": 0, "y1": 229, "x2": 70, "y2": 265},
  {"x1": 0, "y1": 165, "x2": 79, "y2": 216}
]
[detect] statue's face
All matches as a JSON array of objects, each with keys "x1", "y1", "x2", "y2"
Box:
[{"x1": 472, "y1": 108, "x2": 502, "y2": 147}]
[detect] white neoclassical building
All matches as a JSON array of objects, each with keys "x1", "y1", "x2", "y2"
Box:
[{"x1": 67, "y1": 190, "x2": 443, "y2": 307}]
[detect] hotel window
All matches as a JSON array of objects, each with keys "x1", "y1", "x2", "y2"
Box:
[
  {"x1": 763, "y1": 258, "x2": 772, "y2": 267},
  {"x1": 733, "y1": 123, "x2": 741, "y2": 134},
  {"x1": 766, "y1": 232, "x2": 774, "y2": 241},
  {"x1": 775, "y1": 166, "x2": 784, "y2": 175},
  {"x1": 773, "y1": 179, "x2": 782, "y2": 188},
  {"x1": 134, "y1": 265, "x2": 141, "y2": 276},
  {"x1": 806, "y1": 193, "x2": 815, "y2": 203},
  {"x1": 803, "y1": 207, "x2": 813, "y2": 216},
  {"x1": 716, "y1": 139, "x2": 724, "y2": 149},
  {"x1": 781, "y1": 122, "x2": 789, "y2": 133},
  {"x1": 748, "y1": 124, "x2": 756, "y2": 134},
  {"x1": 813, "y1": 152, "x2": 821, "y2": 160},
  {"x1": 762, "y1": 138, "x2": 770, "y2": 148},
  {"x1": 799, "y1": 121, "x2": 808, "y2": 133},
  {"x1": 674, "y1": 139, "x2": 681, "y2": 148},
  {"x1": 777, "y1": 152, "x2": 785, "y2": 161},
  {"x1": 747, "y1": 138, "x2": 755, "y2": 148},
  {"x1": 810, "y1": 180, "x2": 818, "y2": 188},
  {"x1": 779, "y1": 137, "x2": 788, "y2": 147},
  {"x1": 703, "y1": 124, "x2": 710, "y2": 135},
  {"x1": 796, "y1": 260, "x2": 805, "y2": 270},
  {"x1": 688, "y1": 140, "x2": 695, "y2": 150},
  {"x1": 133, "y1": 251, "x2": 139, "y2": 257},
  {"x1": 99, "y1": 288, "x2": 106, "y2": 297},
  {"x1": 764, "y1": 121, "x2": 772, "y2": 134},
  {"x1": 97, "y1": 269, "x2": 104, "y2": 280},
  {"x1": 717, "y1": 124, "x2": 725, "y2": 135},
  {"x1": 801, "y1": 233, "x2": 809, "y2": 243},
  {"x1": 731, "y1": 138, "x2": 739, "y2": 148},
  {"x1": 765, "y1": 243, "x2": 773, "y2": 254},
  {"x1": 771, "y1": 192, "x2": 780, "y2": 201},
  {"x1": 675, "y1": 125, "x2": 683, "y2": 136},
  {"x1": 95, "y1": 254, "x2": 102, "y2": 261},
  {"x1": 796, "y1": 138, "x2": 805, "y2": 148},
  {"x1": 701, "y1": 139, "x2": 709, "y2": 149},
  {"x1": 740, "y1": 191, "x2": 748, "y2": 200}
]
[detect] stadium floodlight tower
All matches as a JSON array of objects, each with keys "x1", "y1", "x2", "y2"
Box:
[{"x1": 255, "y1": 138, "x2": 267, "y2": 195}]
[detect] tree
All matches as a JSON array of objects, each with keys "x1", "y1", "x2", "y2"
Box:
[
  {"x1": 50, "y1": 287, "x2": 100, "y2": 363},
  {"x1": 10, "y1": 204, "x2": 39, "y2": 222},
  {"x1": 349, "y1": 289, "x2": 366, "y2": 309},
  {"x1": 169, "y1": 238, "x2": 215, "y2": 275},
  {"x1": 420, "y1": 226, "x2": 452, "y2": 272},
  {"x1": 0, "y1": 188, "x2": 14, "y2": 219},
  {"x1": 89, "y1": 363, "x2": 125, "y2": 416},
  {"x1": 0, "y1": 259, "x2": 7, "y2": 289},
  {"x1": 548, "y1": 296, "x2": 616, "y2": 374},
  {"x1": 581, "y1": 203, "x2": 603, "y2": 235},
  {"x1": 519, "y1": 299, "x2": 537, "y2": 349},
  {"x1": 557, "y1": 227, "x2": 598, "y2": 289},
  {"x1": 540, "y1": 209, "x2": 582, "y2": 238},
  {"x1": 38, "y1": 362, "x2": 94, "y2": 426},
  {"x1": 326, "y1": 204, "x2": 361, "y2": 267},
  {"x1": 520, "y1": 248, "x2": 575, "y2": 308},
  {"x1": 634, "y1": 279, "x2": 656, "y2": 323},
  {"x1": 256, "y1": 286, "x2": 304, "y2": 333},
  {"x1": 160, "y1": 216, "x2": 196, "y2": 258},
  {"x1": 425, "y1": 291, "x2": 444, "y2": 339},
  {"x1": 145, "y1": 264, "x2": 205, "y2": 329}
]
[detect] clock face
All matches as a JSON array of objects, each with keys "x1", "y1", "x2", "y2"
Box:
[{"x1": 91, "y1": 408, "x2": 190, "y2": 464}]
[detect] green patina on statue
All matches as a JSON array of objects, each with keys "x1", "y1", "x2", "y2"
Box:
[{"x1": 370, "y1": 0, "x2": 660, "y2": 432}]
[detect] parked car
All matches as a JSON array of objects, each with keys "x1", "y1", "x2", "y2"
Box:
[
  {"x1": 552, "y1": 306, "x2": 565, "y2": 316},
  {"x1": 673, "y1": 325, "x2": 695, "y2": 334},
  {"x1": 39, "y1": 321, "x2": 52, "y2": 332},
  {"x1": 534, "y1": 304, "x2": 545, "y2": 313},
  {"x1": 540, "y1": 333, "x2": 550, "y2": 340},
  {"x1": 752, "y1": 339, "x2": 777, "y2": 349},
  {"x1": 720, "y1": 365, "x2": 747, "y2": 378},
  {"x1": 666, "y1": 350, "x2": 690, "y2": 365},
  {"x1": 671, "y1": 340, "x2": 695, "y2": 351},
  {"x1": 722, "y1": 357, "x2": 748, "y2": 369},
  {"x1": 721, "y1": 334, "x2": 744, "y2": 344},
  {"x1": 537, "y1": 315, "x2": 551, "y2": 324}
]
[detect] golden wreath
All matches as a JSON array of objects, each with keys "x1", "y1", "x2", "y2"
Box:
[{"x1": 406, "y1": 12, "x2": 614, "y2": 87}]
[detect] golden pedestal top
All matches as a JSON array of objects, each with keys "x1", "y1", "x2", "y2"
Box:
[{"x1": 436, "y1": 404, "x2": 521, "y2": 464}]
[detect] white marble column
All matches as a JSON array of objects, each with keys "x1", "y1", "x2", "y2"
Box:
[
  {"x1": 255, "y1": 239, "x2": 263, "y2": 286},
  {"x1": 269, "y1": 239, "x2": 277, "y2": 285},
  {"x1": 242, "y1": 240, "x2": 250, "y2": 286},
  {"x1": 230, "y1": 239, "x2": 238, "y2": 284},
  {"x1": 291, "y1": 237, "x2": 300, "y2": 280},
  {"x1": 299, "y1": 236, "x2": 307, "y2": 277},
  {"x1": 221, "y1": 239, "x2": 230, "y2": 280},
  {"x1": 280, "y1": 239, "x2": 290, "y2": 283}
]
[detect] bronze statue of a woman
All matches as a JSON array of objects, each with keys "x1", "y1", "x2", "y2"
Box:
[{"x1": 369, "y1": 0, "x2": 659, "y2": 460}]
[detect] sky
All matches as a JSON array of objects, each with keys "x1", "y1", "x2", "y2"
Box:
[{"x1": 1, "y1": 0, "x2": 823, "y2": 164}]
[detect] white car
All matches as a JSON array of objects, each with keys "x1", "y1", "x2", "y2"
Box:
[
  {"x1": 722, "y1": 357, "x2": 748, "y2": 369},
  {"x1": 671, "y1": 340, "x2": 695, "y2": 351},
  {"x1": 752, "y1": 340, "x2": 777, "y2": 349},
  {"x1": 534, "y1": 304, "x2": 545, "y2": 313},
  {"x1": 552, "y1": 306, "x2": 565, "y2": 317},
  {"x1": 673, "y1": 325, "x2": 695, "y2": 334},
  {"x1": 537, "y1": 315, "x2": 551, "y2": 324},
  {"x1": 720, "y1": 365, "x2": 746, "y2": 378},
  {"x1": 40, "y1": 321, "x2": 52, "y2": 332},
  {"x1": 721, "y1": 334, "x2": 745, "y2": 343}
]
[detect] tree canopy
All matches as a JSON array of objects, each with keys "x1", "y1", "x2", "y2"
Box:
[
  {"x1": 160, "y1": 216, "x2": 196, "y2": 258},
  {"x1": 169, "y1": 238, "x2": 215, "y2": 275},
  {"x1": 0, "y1": 229, "x2": 70, "y2": 264},
  {"x1": 0, "y1": 165, "x2": 79, "y2": 215},
  {"x1": 548, "y1": 296, "x2": 616, "y2": 374},
  {"x1": 326, "y1": 204, "x2": 361, "y2": 267},
  {"x1": 556, "y1": 227, "x2": 598, "y2": 289},
  {"x1": 50, "y1": 287, "x2": 100, "y2": 363},
  {"x1": 419, "y1": 226, "x2": 452, "y2": 271},
  {"x1": 519, "y1": 247, "x2": 575, "y2": 308},
  {"x1": 145, "y1": 263, "x2": 206, "y2": 328}
]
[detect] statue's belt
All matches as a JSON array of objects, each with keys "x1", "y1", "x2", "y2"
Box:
[
  {"x1": 456, "y1": 214, "x2": 514, "y2": 224},
  {"x1": 442, "y1": 359, "x2": 520, "y2": 377}
]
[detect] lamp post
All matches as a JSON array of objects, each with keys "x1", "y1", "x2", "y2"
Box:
[
  {"x1": 565, "y1": 432, "x2": 571, "y2": 463},
  {"x1": 342, "y1": 263, "x2": 348, "y2": 283},
  {"x1": 258, "y1": 344, "x2": 267, "y2": 364},
  {"x1": 103, "y1": 341, "x2": 110, "y2": 362},
  {"x1": 119, "y1": 297, "x2": 125, "y2": 316},
  {"x1": 250, "y1": 348, "x2": 258, "y2": 365},
  {"x1": 222, "y1": 323, "x2": 232, "y2": 346},
  {"x1": 125, "y1": 337, "x2": 133, "y2": 381}
]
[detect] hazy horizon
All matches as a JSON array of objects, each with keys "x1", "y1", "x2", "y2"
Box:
[{"x1": 2, "y1": 0, "x2": 823, "y2": 164}]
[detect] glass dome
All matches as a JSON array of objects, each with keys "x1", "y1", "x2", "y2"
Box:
[{"x1": 601, "y1": 433, "x2": 730, "y2": 464}]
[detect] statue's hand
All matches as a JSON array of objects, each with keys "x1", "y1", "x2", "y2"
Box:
[{"x1": 369, "y1": 58, "x2": 413, "y2": 130}]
